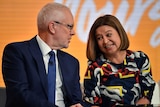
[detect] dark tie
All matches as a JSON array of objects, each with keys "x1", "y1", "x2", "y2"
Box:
[{"x1": 48, "y1": 51, "x2": 56, "y2": 104}]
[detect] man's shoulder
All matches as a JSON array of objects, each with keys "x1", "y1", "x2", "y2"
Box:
[
  {"x1": 5, "y1": 36, "x2": 36, "y2": 48},
  {"x1": 57, "y1": 50, "x2": 78, "y2": 61}
]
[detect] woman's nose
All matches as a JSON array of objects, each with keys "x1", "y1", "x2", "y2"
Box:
[{"x1": 103, "y1": 36, "x2": 109, "y2": 44}]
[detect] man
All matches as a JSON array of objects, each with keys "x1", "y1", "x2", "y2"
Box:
[{"x1": 2, "y1": 2, "x2": 83, "y2": 107}]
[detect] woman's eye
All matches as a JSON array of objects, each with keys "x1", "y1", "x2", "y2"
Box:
[
  {"x1": 96, "y1": 36, "x2": 103, "y2": 40},
  {"x1": 106, "y1": 33, "x2": 112, "y2": 37}
]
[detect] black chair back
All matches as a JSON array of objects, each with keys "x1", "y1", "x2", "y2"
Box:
[{"x1": 0, "y1": 87, "x2": 6, "y2": 107}]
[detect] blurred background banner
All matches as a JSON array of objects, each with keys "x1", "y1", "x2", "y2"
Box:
[{"x1": 0, "y1": 0, "x2": 160, "y2": 87}]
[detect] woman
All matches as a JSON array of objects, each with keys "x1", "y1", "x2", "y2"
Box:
[{"x1": 83, "y1": 14, "x2": 155, "y2": 107}]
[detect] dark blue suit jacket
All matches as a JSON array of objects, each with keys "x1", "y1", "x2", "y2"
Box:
[{"x1": 2, "y1": 36, "x2": 83, "y2": 107}]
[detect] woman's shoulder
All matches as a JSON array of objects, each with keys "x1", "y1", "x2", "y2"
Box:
[
  {"x1": 87, "y1": 56, "x2": 105, "y2": 67},
  {"x1": 127, "y1": 50, "x2": 148, "y2": 58}
]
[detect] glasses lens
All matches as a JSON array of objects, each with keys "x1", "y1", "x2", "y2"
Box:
[{"x1": 54, "y1": 21, "x2": 73, "y2": 31}]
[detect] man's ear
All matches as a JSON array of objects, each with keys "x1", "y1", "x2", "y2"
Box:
[{"x1": 48, "y1": 22, "x2": 56, "y2": 34}]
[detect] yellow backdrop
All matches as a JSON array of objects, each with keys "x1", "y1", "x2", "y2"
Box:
[{"x1": 0, "y1": 0, "x2": 160, "y2": 87}]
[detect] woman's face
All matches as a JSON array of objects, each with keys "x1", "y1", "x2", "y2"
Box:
[{"x1": 95, "y1": 25, "x2": 121, "y2": 56}]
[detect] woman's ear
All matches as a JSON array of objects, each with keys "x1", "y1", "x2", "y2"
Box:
[{"x1": 48, "y1": 22, "x2": 56, "y2": 34}]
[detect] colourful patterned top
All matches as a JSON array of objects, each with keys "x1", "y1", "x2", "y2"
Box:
[{"x1": 83, "y1": 50, "x2": 155, "y2": 107}]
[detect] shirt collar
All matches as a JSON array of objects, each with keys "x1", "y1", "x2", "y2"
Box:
[{"x1": 36, "y1": 35, "x2": 57, "y2": 56}]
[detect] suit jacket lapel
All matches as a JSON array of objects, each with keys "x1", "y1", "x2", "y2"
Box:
[
  {"x1": 57, "y1": 50, "x2": 65, "y2": 79},
  {"x1": 57, "y1": 50, "x2": 70, "y2": 88},
  {"x1": 29, "y1": 37, "x2": 48, "y2": 97}
]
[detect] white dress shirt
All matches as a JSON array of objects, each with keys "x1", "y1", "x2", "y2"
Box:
[{"x1": 36, "y1": 35, "x2": 65, "y2": 107}]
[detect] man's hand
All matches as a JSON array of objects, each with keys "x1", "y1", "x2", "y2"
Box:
[
  {"x1": 70, "y1": 103, "x2": 83, "y2": 107},
  {"x1": 136, "y1": 97, "x2": 150, "y2": 105}
]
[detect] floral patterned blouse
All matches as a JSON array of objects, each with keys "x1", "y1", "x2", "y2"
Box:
[{"x1": 83, "y1": 50, "x2": 155, "y2": 107}]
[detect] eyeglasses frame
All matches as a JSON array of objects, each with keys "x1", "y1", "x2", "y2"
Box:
[{"x1": 53, "y1": 21, "x2": 74, "y2": 31}]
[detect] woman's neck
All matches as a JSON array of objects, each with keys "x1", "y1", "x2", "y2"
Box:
[{"x1": 105, "y1": 50, "x2": 126, "y2": 64}]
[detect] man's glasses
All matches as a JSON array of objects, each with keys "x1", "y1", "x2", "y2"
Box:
[{"x1": 53, "y1": 21, "x2": 74, "y2": 31}]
